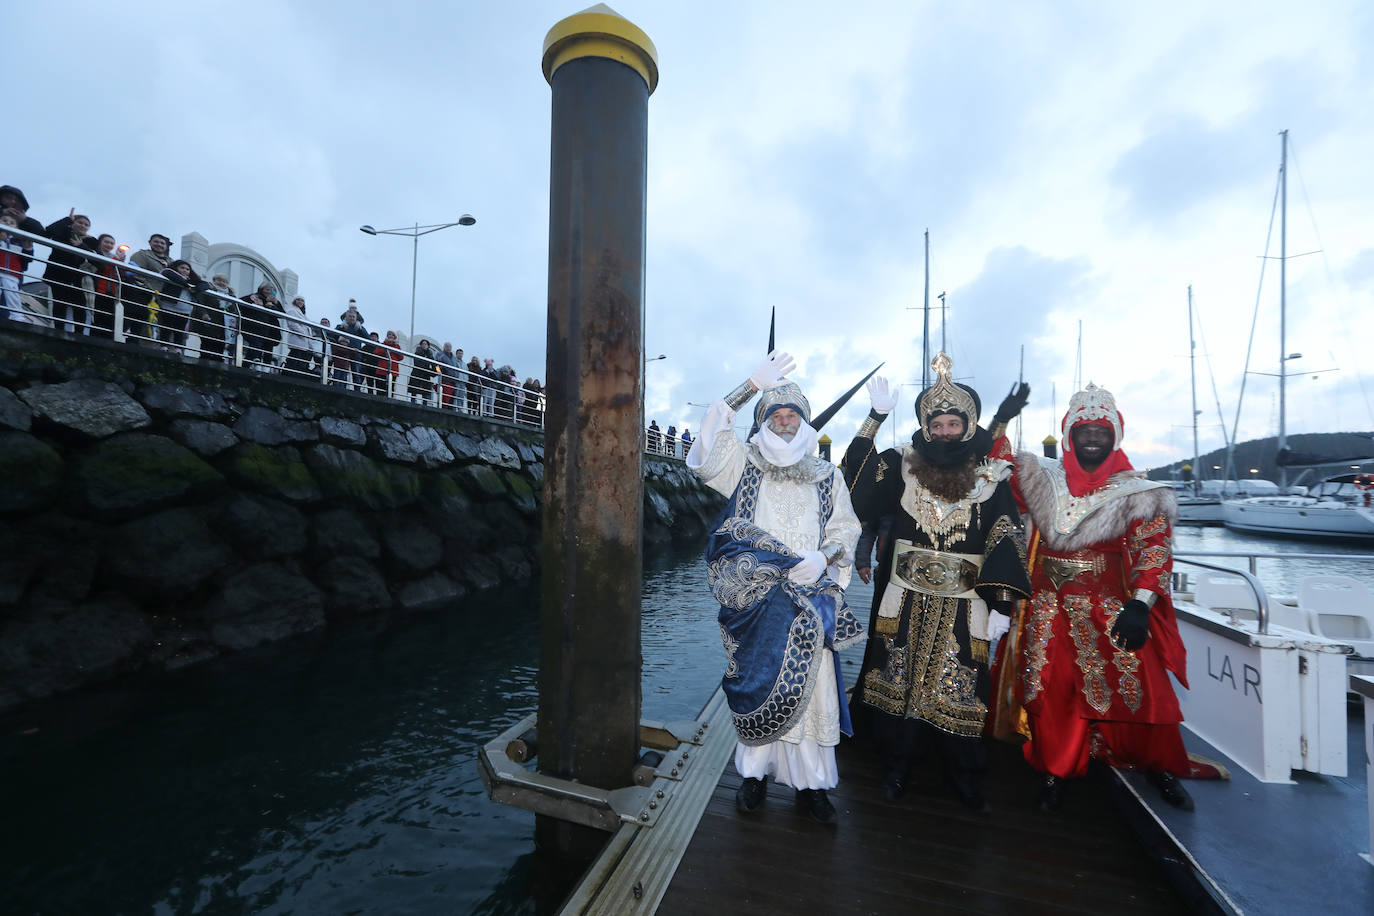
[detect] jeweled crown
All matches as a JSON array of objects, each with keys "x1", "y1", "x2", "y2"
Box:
[
  {"x1": 754, "y1": 380, "x2": 812, "y2": 428},
  {"x1": 1062, "y1": 382, "x2": 1123, "y2": 448},
  {"x1": 918, "y1": 352, "x2": 978, "y2": 442}
]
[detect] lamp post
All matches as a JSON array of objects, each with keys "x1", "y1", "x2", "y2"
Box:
[{"x1": 359, "y1": 216, "x2": 476, "y2": 344}]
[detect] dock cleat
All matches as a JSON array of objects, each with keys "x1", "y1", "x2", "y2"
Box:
[
  {"x1": 735, "y1": 775, "x2": 767, "y2": 813},
  {"x1": 1148, "y1": 770, "x2": 1195, "y2": 811}
]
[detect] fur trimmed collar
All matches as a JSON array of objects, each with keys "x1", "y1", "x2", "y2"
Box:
[
  {"x1": 748, "y1": 444, "x2": 833, "y2": 483},
  {"x1": 1016, "y1": 451, "x2": 1176, "y2": 550}
]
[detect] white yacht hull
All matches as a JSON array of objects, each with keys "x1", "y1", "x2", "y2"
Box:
[
  {"x1": 1177, "y1": 496, "x2": 1224, "y2": 525},
  {"x1": 1222, "y1": 499, "x2": 1374, "y2": 540}
]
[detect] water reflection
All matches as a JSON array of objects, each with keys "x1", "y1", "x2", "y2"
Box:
[{"x1": 1173, "y1": 526, "x2": 1373, "y2": 596}]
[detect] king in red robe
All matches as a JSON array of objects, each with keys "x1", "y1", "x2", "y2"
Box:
[{"x1": 1009, "y1": 383, "x2": 1207, "y2": 811}]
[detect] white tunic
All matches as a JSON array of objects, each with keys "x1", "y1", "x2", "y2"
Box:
[{"x1": 687, "y1": 398, "x2": 861, "y2": 789}]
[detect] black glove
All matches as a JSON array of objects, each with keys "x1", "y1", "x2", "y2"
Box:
[
  {"x1": 1109, "y1": 599, "x2": 1150, "y2": 651},
  {"x1": 993, "y1": 382, "x2": 1031, "y2": 424}
]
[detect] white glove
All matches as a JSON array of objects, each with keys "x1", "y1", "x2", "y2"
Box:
[
  {"x1": 867, "y1": 375, "x2": 898, "y2": 414},
  {"x1": 750, "y1": 350, "x2": 796, "y2": 391},
  {"x1": 987, "y1": 610, "x2": 1011, "y2": 643},
  {"x1": 787, "y1": 549, "x2": 827, "y2": 585}
]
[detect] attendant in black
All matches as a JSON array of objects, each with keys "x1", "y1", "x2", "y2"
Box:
[
  {"x1": 843, "y1": 354, "x2": 1031, "y2": 810},
  {"x1": 408, "y1": 339, "x2": 437, "y2": 405},
  {"x1": 43, "y1": 211, "x2": 97, "y2": 332}
]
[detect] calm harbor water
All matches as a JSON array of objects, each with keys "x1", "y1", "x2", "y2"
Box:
[{"x1": 1, "y1": 528, "x2": 1368, "y2": 914}]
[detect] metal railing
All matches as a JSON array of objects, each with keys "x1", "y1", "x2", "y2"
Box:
[
  {"x1": 2, "y1": 224, "x2": 548, "y2": 428},
  {"x1": 1174, "y1": 551, "x2": 1374, "y2": 636}
]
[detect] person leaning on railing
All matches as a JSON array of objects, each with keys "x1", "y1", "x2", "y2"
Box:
[
  {"x1": 282, "y1": 295, "x2": 317, "y2": 376},
  {"x1": 1, "y1": 209, "x2": 27, "y2": 321},
  {"x1": 124, "y1": 234, "x2": 172, "y2": 343},
  {"x1": 43, "y1": 210, "x2": 97, "y2": 334},
  {"x1": 195, "y1": 276, "x2": 238, "y2": 362},
  {"x1": 87, "y1": 234, "x2": 122, "y2": 339},
  {"x1": 156, "y1": 259, "x2": 208, "y2": 352},
  {"x1": 240, "y1": 282, "x2": 285, "y2": 369}
]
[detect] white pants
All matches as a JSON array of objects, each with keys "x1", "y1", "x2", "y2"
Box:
[{"x1": 734, "y1": 648, "x2": 840, "y2": 790}]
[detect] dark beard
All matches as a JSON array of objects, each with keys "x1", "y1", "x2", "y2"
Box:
[{"x1": 906, "y1": 450, "x2": 979, "y2": 502}]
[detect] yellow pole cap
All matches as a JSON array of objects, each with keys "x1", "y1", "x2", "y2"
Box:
[
  {"x1": 543, "y1": 4, "x2": 659, "y2": 93},
  {"x1": 818, "y1": 434, "x2": 833, "y2": 445},
  {"x1": 1042, "y1": 434, "x2": 1058, "y2": 445}
]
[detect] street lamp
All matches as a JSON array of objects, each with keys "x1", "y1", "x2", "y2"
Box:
[
  {"x1": 647, "y1": 354, "x2": 667, "y2": 362},
  {"x1": 359, "y1": 216, "x2": 476, "y2": 343}
]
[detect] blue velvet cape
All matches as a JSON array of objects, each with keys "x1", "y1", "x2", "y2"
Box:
[{"x1": 706, "y1": 462, "x2": 864, "y2": 745}]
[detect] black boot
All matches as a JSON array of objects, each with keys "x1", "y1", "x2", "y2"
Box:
[
  {"x1": 1038, "y1": 774, "x2": 1065, "y2": 812},
  {"x1": 881, "y1": 757, "x2": 910, "y2": 802},
  {"x1": 949, "y1": 771, "x2": 989, "y2": 813},
  {"x1": 735, "y1": 775, "x2": 767, "y2": 813},
  {"x1": 1147, "y1": 770, "x2": 1195, "y2": 811},
  {"x1": 795, "y1": 788, "x2": 837, "y2": 824}
]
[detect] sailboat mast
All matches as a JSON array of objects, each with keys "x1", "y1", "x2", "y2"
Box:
[
  {"x1": 1189, "y1": 285, "x2": 1200, "y2": 495},
  {"x1": 1278, "y1": 129, "x2": 1288, "y2": 489},
  {"x1": 922, "y1": 229, "x2": 931, "y2": 389},
  {"x1": 939, "y1": 291, "x2": 947, "y2": 355}
]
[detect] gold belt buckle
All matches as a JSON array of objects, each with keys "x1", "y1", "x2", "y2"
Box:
[
  {"x1": 1040, "y1": 555, "x2": 1100, "y2": 589},
  {"x1": 893, "y1": 545, "x2": 978, "y2": 596}
]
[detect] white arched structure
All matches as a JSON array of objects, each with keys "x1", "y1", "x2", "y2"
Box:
[{"x1": 180, "y1": 232, "x2": 298, "y2": 301}]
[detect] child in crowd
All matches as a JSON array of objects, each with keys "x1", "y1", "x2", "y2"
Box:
[{"x1": 0, "y1": 208, "x2": 26, "y2": 321}]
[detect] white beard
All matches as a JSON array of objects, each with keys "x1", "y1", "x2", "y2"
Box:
[{"x1": 751, "y1": 420, "x2": 818, "y2": 468}]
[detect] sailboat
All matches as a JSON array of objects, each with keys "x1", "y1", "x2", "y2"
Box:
[
  {"x1": 1220, "y1": 130, "x2": 1374, "y2": 540},
  {"x1": 1175, "y1": 285, "x2": 1225, "y2": 524}
]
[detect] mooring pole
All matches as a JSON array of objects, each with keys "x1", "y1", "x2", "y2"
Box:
[{"x1": 537, "y1": 5, "x2": 658, "y2": 864}]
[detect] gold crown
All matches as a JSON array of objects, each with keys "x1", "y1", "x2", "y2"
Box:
[
  {"x1": 1062, "y1": 382, "x2": 1122, "y2": 449},
  {"x1": 919, "y1": 352, "x2": 978, "y2": 442}
]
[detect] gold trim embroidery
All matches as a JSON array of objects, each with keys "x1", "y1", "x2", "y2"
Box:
[
  {"x1": 1065, "y1": 595, "x2": 1112, "y2": 716},
  {"x1": 1130, "y1": 514, "x2": 1169, "y2": 550},
  {"x1": 1133, "y1": 545, "x2": 1169, "y2": 576},
  {"x1": 1023, "y1": 591, "x2": 1058, "y2": 702}
]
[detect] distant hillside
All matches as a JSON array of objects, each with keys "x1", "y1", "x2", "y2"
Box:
[{"x1": 1148, "y1": 431, "x2": 1374, "y2": 483}]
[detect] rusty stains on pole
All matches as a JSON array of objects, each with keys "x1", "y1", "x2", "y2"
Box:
[{"x1": 537, "y1": 5, "x2": 658, "y2": 864}]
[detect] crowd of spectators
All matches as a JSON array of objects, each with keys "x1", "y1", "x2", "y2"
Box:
[{"x1": 0, "y1": 181, "x2": 694, "y2": 450}]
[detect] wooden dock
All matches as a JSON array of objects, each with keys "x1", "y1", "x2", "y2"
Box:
[{"x1": 560, "y1": 686, "x2": 1225, "y2": 915}]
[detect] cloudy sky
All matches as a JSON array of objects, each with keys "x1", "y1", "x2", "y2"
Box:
[{"x1": 12, "y1": 0, "x2": 1373, "y2": 469}]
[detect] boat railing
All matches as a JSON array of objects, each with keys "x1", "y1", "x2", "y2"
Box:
[
  {"x1": 1174, "y1": 550, "x2": 1374, "y2": 636},
  {"x1": 1173, "y1": 553, "x2": 1273, "y2": 634}
]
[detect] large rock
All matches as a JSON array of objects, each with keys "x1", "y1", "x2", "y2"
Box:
[
  {"x1": 455, "y1": 553, "x2": 503, "y2": 591},
  {"x1": 199, "y1": 563, "x2": 325, "y2": 650},
  {"x1": 516, "y1": 440, "x2": 539, "y2": 465},
  {"x1": 304, "y1": 444, "x2": 421, "y2": 510},
  {"x1": 422, "y1": 474, "x2": 474, "y2": 539},
  {"x1": 0, "y1": 598, "x2": 154, "y2": 711},
  {"x1": 315, "y1": 556, "x2": 392, "y2": 616},
  {"x1": 503, "y1": 472, "x2": 538, "y2": 516},
  {"x1": 405, "y1": 426, "x2": 455, "y2": 468},
  {"x1": 491, "y1": 545, "x2": 533, "y2": 581},
  {"x1": 0, "y1": 431, "x2": 63, "y2": 514},
  {"x1": 397, "y1": 572, "x2": 466, "y2": 612},
  {"x1": 457, "y1": 463, "x2": 507, "y2": 498},
  {"x1": 319, "y1": 416, "x2": 366, "y2": 447},
  {"x1": 166, "y1": 418, "x2": 238, "y2": 457},
  {"x1": 224, "y1": 443, "x2": 322, "y2": 503},
  {"x1": 0, "y1": 387, "x2": 31, "y2": 431},
  {"x1": 218, "y1": 494, "x2": 309, "y2": 559},
  {"x1": 139, "y1": 383, "x2": 231, "y2": 420},
  {"x1": 380, "y1": 520, "x2": 444, "y2": 577},
  {"x1": 72, "y1": 433, "x2": 224, "y2": 520},
  {"x1": 21, "y1": 379, "x2": 151, "y2": 438},
  {"x1": 309, "y1": 507, "x2": 381, "y2": 560},
  {"x1": 478, "y1": 436, "x2": 521, "y2": 469},
  {"x1": 367, "y1": 425, "x2": 419, "y2": 462},
  {"x1": 233, "y1": 406, "x2": 291, "y2": 445},
  {"x1": 105, "y1": 508, "x2": 235, "y2": 599},
  {"x1": 444, "y1": 430, "x2": 483, "y2": 460}
]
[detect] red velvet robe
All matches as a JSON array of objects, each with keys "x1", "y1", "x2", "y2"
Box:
[{"x1": 1011, "y1": 451, "x2": 1191, "y2": 779}]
